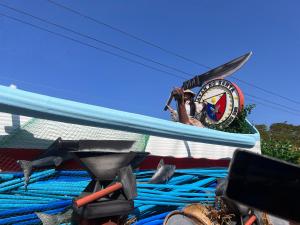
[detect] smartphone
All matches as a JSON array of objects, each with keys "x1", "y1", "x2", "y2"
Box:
[{"x1": 225, "y1": 150, "x2": 300, "y2": 222}]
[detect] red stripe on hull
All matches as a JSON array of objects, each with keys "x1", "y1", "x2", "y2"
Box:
[{"x1": 0, "y1": 149, "x2": 230, "y2": 171}]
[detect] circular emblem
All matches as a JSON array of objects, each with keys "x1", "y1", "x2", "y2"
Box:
[{"x1": 196, "y1": 79, "x2": 244, "y2": 128}]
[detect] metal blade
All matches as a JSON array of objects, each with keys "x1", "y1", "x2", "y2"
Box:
[{"x1": 182, "y1": 52, "x2": 252, "y2": 90}]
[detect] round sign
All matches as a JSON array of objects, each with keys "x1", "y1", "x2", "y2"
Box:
[{"x1": 196, "y1": 79, "x2": 244, "y2": 128}]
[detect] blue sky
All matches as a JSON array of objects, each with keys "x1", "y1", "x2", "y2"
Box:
[{"x1": 0, "y1": 0, "x2": 299, "y2": 125}]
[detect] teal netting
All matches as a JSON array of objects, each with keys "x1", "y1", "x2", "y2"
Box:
[{"x1": 0, "y1": 115, "x2": 149, "y2": 151}]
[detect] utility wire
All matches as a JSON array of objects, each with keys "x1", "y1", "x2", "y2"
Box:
[
  {"x1": 0, "y1": 75, "x2": 158, "y2": 114},
  {"x1": 244, "y1": 92, "x2": 299, "y2": 115},
  {"x1": 2, "y1": 73, "x2": 299, "y2": 117},
  {"x1": 0, "y1": 8, "x2": 299, "y2": 116},
  {"x1": 250, "y1": 100, "x2": 300, "y2": 117},
  {"x1": 5, "y1": 0, "x2": 298, "y2": 110},
  {"x1": 2, "y1": 73, "x2": 299, "y2": 118},
  {"x1": 247, "y1": 97, "x2": 300, "y2": 117},
  {"x1": 46, "y1": 0, "x2": 300, "y2": 106},
  {"x1": 0, "y1": 1, "x2": 191, "y2": 77},
  {"x1": 0, "y1": 74, "x2": 103, "y2": 101},
  {"x1": 0, "y1": 12, "x2": 186, "y2": 80},
  {"x1": 4, "y1": 1, "x2": 299, "y2": 109},
  {"x1": 232, "y1": 77, "x2": 300, "y2": 105},
  {"x1": 47, "y1": 0, "x2": 211, "y2": 70}
]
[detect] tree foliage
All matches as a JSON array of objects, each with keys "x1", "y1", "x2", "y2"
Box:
[
  {"x1": 260, "y1": 139, "x2": 300, "y2": 164},
  {"x1": 208, "y1": 103, "x2": 300, "y2": 164},
  {"x1": 256, "y1": 123, "x2": 300, "y2": 164}
]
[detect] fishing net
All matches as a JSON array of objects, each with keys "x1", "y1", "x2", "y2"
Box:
[
  {"x1": 0, "y1": 113, "x2": 149, "y2": 151},
  {"x1": 0, "y1": 112, "x2": 242, "y2": 225}
]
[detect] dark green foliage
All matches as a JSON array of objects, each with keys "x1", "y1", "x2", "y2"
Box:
[
  {"x1": 208, "y1": 103, "x2": 300, "y2": 163},
  {"x1": 256, "y1": 122, "x2": 300, "y2": 148},
  {"x1": 269, "y1": 123, "x2": 300, "y2": 147},
  {"x1": 256, "y1": 123, "x2": 300, "y2": 164},
  {"x1": 261, "y1": 139, "x2": 300, "y2": 164},
  {"x1": 210, "y1": 104, "x2": 256, "y2": 134}
]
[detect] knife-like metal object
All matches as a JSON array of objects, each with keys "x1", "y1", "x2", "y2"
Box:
[{"x1": 164, "y1": 52, "x2": 252, "y2": 111}]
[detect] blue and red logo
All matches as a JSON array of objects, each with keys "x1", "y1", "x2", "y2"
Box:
[{"x1": 206, "y1": 93, "x2": 227, "y2": 122}]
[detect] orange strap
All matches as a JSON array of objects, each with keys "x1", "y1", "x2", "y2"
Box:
[
  {"x1": 75, "y1": 182, "x2": 123, "y2": 208},
  {"x1": 245, "y1": 215, "x2": 257, "y2": 225}
]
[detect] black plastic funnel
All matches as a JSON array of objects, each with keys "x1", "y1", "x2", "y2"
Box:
[
  {"x1": 72, "y1": 151, "x2": 135, "y2": 180},
  {"x1": 71, "y1": 140, "x2": 149, "y2": 180}
]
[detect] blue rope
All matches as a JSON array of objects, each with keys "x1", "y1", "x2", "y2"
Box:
[
  {"x1": 0, "y1": 167, "x2": 227, "y2": 223},
  {"x1": 11, "y1": 190, "x2": 69, "y2": 200},
  {"x1": 16, "y1": 188, "x2": 82, "y2": 196},
  {"x1": 138, "y1": 189, "x2": 215, "y2": 197},
  {"x1": 0, "y1": 170, "x2": 56, "y2": 193},
  {"x1": 0, "y1": 174, "x2": 14, "y2": 181},
  {"x1": 0, "y1": 199, "x2": 51, "y2": 204},
  {"x1": 0, "y1": 170, "x2": 55, "y2": 189},
  {"x1": 0, "y1": 206, "x2": 67, "y2": 224},
  {"x1": 57, "y1": 170, "x2": 89, "y2": 176},
  {"x1": 0, "y1": 200, "x2": 71, "y2": 218},
  {"x1": 0, "y1": 194, "x2": 57, "y2": 201}
]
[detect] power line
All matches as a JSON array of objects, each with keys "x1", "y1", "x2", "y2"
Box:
[
  {"x1": 6, "y1": 1, "x2": 300, "y2": 111},
  {"x1": 7, "y1": 0, "x2": 299, "y2": 111},
  {"x1": 46, "y1": 0, "x2": 300, "y2": 106},
  {"x1": 47, "y1": 0, "x2": 211, "y2": 70},
  {"x1": 247, "y1": 97, "x2": 300, "y2": 117},
  {"x1": 0, "y1": 74, "x2": 100, "y2": 101},
  {"x1": 244, "y1": 92, "x2": 300, "y2": 115},
  {"x1": 0, "y1": 12, "x2": 186, "y2": 80},
  {"x1": 2, "y1": 74, "x2": 299, "y2": 118},
  {"x1": 0, "y1": 75, "x2": 156, "y2": 113},
  {"x1": 0, "y1": 1, "x2": 192, "y2": 77},
  {"x1": 232, "y1": 77, "x2": 300, "y2": 105},
  {"x1": 1, "y1": 8, "x2": 299, "y2": 117},
  {"x1": 3, "y1": 72, "x2": 298, "y2": 118}
]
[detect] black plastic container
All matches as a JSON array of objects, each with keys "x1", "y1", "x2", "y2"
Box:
[{"x1": 71, "y1": 143, "x2": 148, "y2": 220}]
